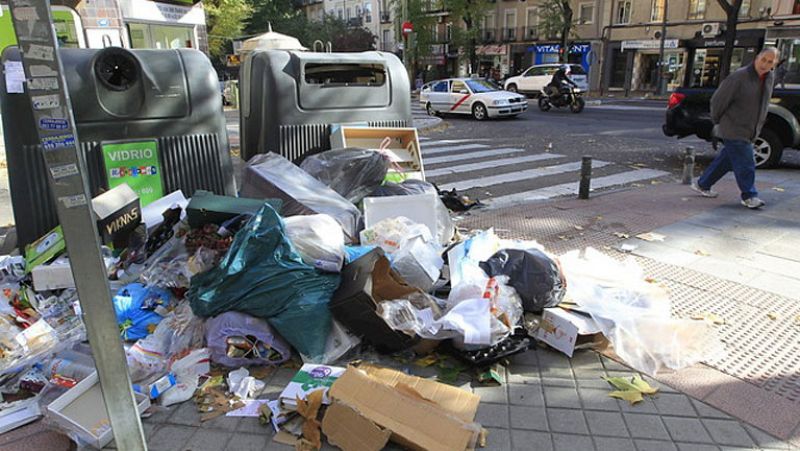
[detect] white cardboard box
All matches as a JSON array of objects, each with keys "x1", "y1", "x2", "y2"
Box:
[
  {"x1": 31, "y1": 257, "x2": 116, "y2": 291},
  {"x1": 362, "y1": 193, "x2": 439, "y2": 240},
  {"x1": 536, "y1": 308, "x2": 602, "y2": 358},
  {"x1": 48, "y1": 372, "x2": 150, "y2": 449}
]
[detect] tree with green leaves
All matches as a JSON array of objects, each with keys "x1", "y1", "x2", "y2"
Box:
[
  {"x1": 539, "y1": 0, "x2": 575, "y2": 63},
  {"x1": 205, "y1": 0, "x2": 253, "y2": 63},
  {"x1": 395, "y1": 0, "x2": 439, "y2": 78},
  {"x1": 717, "y1": 0, "x2": 743, "y2": 81},
  {"x1": 444, "y1": 0, "x2": 494, "y2": 74}
]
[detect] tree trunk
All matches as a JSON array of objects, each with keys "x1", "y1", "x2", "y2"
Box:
[
  {"x1": 560, "y1": 0, "x2": 573, "y2": 63},
  {"x1": 717, "y1": 0, "x2": 742, "y2": 82}
]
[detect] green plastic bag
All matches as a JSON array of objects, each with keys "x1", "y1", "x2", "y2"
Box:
[{"x1": 188, "y1": 203, "x2": 339, "y2": 359}]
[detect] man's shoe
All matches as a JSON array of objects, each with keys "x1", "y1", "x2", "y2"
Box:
[
  {"x1": 691, "y1": 183, "x2": 719, "y2": 198},
  {"x1": 742, "y1": 197, "x2": 766, "y2": 209}
]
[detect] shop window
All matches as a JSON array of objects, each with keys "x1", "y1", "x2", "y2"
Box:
[
  {"x1": 579, "y1": 3, "x2": 595, "y2": 24},
  {"x1": 688, "y1": 0, "x2": 706, "y2": 19},
  {"x1": 610, "y1": 50, "x2": 628, "y2": 88},
  {"x1": 650, "y1": 0, "x2": 665, "y2": 22},
  {"x1": 615, "y1": 0, "x2": 632, "y2": 24},
  {"x1": 127, "y1": 23, "x2": 194, "y2": 50}
]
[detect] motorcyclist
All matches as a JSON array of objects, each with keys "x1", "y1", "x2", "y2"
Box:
[{"x1": 546, "y1": 64, "x2": 578, "y2": 100}]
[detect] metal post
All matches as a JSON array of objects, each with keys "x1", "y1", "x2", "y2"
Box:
[
  {"x1": 682, "y1": 146, "x2": 695, "y2": 185},
  {"x1": 656, "y1": 0, "x2": 669, "y2": 96},
  {"x1": 579, "y1": 156, "x2": 592, "y2": 199},
  {"x1": 7, "y1": 0, "x2": 146, "y2": 449}
]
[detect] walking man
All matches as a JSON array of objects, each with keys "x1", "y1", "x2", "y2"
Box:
[{"x1": 692, "y1": 47, "x2": 778, "y2": 209}]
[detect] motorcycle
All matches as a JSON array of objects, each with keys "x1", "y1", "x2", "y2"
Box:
[{"x1": 538, "y1": 85, "x2": 586, "y2": 114}]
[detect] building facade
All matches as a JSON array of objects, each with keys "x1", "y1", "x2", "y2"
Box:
[{"x1": 299, "y1": 0, "x2": 791, "y2": 95}]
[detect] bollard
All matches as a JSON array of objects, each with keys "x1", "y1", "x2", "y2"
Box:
[
  {"x1": 579, "y1": 156, "x2": 592, "y2": 199},
  {"x1": 681, "y1": 146, "x2": 695, "y2": 185}
]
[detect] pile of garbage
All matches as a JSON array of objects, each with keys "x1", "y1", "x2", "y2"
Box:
[{"x1": 0, "y1": 134, "x2": 723, "y2": 449}]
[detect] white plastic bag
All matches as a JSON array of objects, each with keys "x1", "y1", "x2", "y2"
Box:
[
  {"x1": 284, "y1": 214, "x2": 346, "y2": 273},
  {"x1": 360, "y1": 217, "x2": 443, "y2": 291},
  {"x1": 560, "y1": 248, "x2": 724, "y2": 375}
]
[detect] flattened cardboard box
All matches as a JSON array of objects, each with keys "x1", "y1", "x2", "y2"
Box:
[{"x1": 327, "y1": 366, "x2": 481, "y2": 451}]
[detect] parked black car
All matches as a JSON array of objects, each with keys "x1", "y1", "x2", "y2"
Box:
[{"x1": 663, "y1": 87, "x2": 800, "y2": 168}]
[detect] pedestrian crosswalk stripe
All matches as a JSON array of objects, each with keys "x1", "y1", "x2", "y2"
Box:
[
  {"x1": 487, "y1": 168, "x2": 669, "y2": 208},
  {"x1": 439, "y1": 160, "x2": 611, "y2": 192},
  {"x1": 423, "y1": 148, "x2": 525, "y2": 165},
  {"x1": 422, "y1": 138, "x2": 491, "y2": 146},
  {"x1": 422, "y1": 143, "x2": 490, "y2": 155},
  {"x1": 426, "y1": 153, "x2": 565, "y2": 178}
]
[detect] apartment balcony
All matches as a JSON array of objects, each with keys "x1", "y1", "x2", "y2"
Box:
[
  {"x1": 481, "y1": 29, "x2": 497, "y2": 43},
  {"x1": 502, "y1": 27, "x2": 517, "y2": 42},
  {"x1": 347, "y1": 17, "x2": 363, "y2": 27},
  {"x1": 380, "y1": 13, "x2": 391, "y2": 23}
]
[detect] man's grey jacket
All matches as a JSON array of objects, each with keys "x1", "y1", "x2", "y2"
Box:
[{"x1": 711, "y1": 64, "x2": 774, "y2": 142}]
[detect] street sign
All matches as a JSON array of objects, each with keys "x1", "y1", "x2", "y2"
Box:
[
  {"x1": 402, "y1": 21, "x2": 413, "y2": 36},
  {"x1": 6, "y1": 0, "x2": 147, "y2": 449}
]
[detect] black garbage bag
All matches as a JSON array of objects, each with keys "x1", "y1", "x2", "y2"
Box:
[
  {"x1": 299, "y1": 148, "x2": 389, "y2": 204},
  {"x1": 479, "y1": 249, "x2": 566, "y2": 313}
]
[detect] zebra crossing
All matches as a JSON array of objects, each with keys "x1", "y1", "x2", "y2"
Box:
[{"x1": 418, "y1": 136, "x2": 670, "y2": 209}]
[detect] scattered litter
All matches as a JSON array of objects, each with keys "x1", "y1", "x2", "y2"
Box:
[
  {"x1": 768, "y1": 312, "x2": 779, "y2": 320},
  {"x1": 574, "y1": 225, "x2": 584, "y2": 231},
  {"x1": 690, "y1": 312, "x2": 726, "y2": 326},
  {"x1": 636, "y1": 233, "x2": 666, "y2": 242},
  {"x1": 619, "y1": 243, "x2": 637, "y2": 253},
  {"x1": 613, "y1": 232, "x2": 630, "y2": 239},
  {"x1": 694, "y1": 249, "x2": 711, "y2": 257},
  {"x1": 772, "y1": 187, "x2": 785, "y2": 192}
]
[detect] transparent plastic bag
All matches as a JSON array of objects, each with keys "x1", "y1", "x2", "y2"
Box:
[
  {"x1": 448, "y1": 275, "x2": 523, "y2": 348},
  {"x1": 560, "y1": 248, "x2": 724, "y2": 375},
  {"x1": 138, "y1": 236, "x2": 192, "y2": 290},
  {"x1": 284, "y1": 214, "x2": 346, "y2": 273},
  {"x1": 360, "y1": 217, "x2": 443, "y2": 291},
  {"x1": 301, "y1": 319, "x2": 361, "y2": 365}
]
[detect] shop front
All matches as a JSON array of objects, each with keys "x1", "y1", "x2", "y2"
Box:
[
  {"x1": 419, "y1": 44, "x2": 448, "y2": 81},
  {"x1": 529, "y1": 42, "x2": 593, "y2": 73},
  {"x1": 476, "y1": 44, "x2": 508, "y2": 79},
  {"x1": 683, "y1": 29, "x2": 764, "y2": 88},
  {"x1": 119, "y1": 0, "x2": 207, "y2": 52},
  {"x1": 618, "y1": 39, "x2": 684, "y2": 92},
  {"x1": 765, "y1": 27, "x2": 800, "y2": 88}
]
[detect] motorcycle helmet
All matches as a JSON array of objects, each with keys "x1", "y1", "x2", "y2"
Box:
[{"x1": 560, "y1": 64, "x2": 571, "y2": 73}]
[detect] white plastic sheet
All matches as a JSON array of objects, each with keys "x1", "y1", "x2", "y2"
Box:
[
  {"x1": 284, "y1": 214, "x2": 346, "y2": 272},
  {"x1": 560, "y1": 248, "x2": 724, "y2": 375}
]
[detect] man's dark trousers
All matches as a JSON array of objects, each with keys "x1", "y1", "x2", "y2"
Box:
[{"x1": 697, "y1": 139, "x2": 758, "y2": 200}]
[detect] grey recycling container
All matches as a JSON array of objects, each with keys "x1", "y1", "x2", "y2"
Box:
[
  {"x1": 240, "y1": 50, "x2": 412, "y2": 162},
  {"x1": 0, "y1": 47, "x2": 236, "y2": 248}
]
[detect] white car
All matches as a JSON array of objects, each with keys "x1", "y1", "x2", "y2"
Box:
[
  {"x1": 420, "y1": 78, "x2": 527, "y2": 120},
  {"x1": 504, "y1": 64, "x2": 588, "y2": 96}
]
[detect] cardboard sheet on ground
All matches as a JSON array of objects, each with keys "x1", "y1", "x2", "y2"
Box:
[{"x1": 328, "y1": 366, "x2": 480, "y2": 451}]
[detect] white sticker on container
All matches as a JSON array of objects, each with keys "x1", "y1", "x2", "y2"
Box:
[
  {"x1": 49, "y1": 163, "x2": 79, "y2": 180},
  {"x1": 28, "y1": 76, "x2": 58, "y2": 91},
  {"x1": 25, "y1": 43, "x2": 53, "y2": 61},
  {"x1": 29, "y1": 65, "x2": 56, "y2": 77},
  {"x1": 13, "y1": 7, "x2": 39, "y2": 20},
  {"x1": 32, "y1": 94, "x2": 59, "y2": 110},
  {"x1": 59, "y1": 194, "x2": 87, "y2": 208}
]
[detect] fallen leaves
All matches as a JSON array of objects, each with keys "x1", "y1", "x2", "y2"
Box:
[
  {"x1": 694, "y1": 249, "x2": 711, "y2": 257},
  {"x1": 767, "y1": 312, "x2": 779, "y2": 321},
  {"x1": 613, "y1": 232, "x2": 630, "y2": 239},
  {"x1": 636, "y1": 232, "x2": 666, "y2": 242},
  {"x1": 604, "y1": 375, "x2": 659, "y2": 405},
  {"x1": 691, "y1": 312, "x2": 726, "y2": 325},
  {"x1": 574, "y1": 225, "x2": 585, "y2": 231}
]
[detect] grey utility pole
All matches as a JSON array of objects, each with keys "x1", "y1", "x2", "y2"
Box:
[
  {"x1": 656, "y1": 0, "x2": 669, "y2": 95},
  {"x1": 6, "y1": 0, "x2": 147, "y2": 449}
]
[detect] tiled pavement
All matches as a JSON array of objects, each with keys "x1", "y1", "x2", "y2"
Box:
[{"x1": 115, "y1": 346, "x2": 792, "y2": 451}]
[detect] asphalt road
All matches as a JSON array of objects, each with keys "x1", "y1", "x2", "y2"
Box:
[{"x1": 418, "y1": 99, "x2": 800, "y2": 207}]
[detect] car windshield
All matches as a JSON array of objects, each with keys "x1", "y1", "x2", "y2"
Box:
[{"x1": 466, "y1": 79, "x2": 498, "y2": 93}]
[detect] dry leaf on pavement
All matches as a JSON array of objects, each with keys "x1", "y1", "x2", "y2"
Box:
[
  {"x1": 636, "y1": 232, "x2": 666, "y2": 242},
  {"x1": 772, "y1": 187, "x2": 785, "y2": 192},
  {"x1": 694, "y1": 249, "x2": 711, "y2": 257},
  {"x1": 609, "y1": 390, "x2": 644, "y2": 404},
  {"x1": 613, "y1": 232, "x2": 630, "y2": 239},
  {"x1": 767, "y1": 312, "x2": 779, "y2": 320},
  {"x1": 603, "y1": 375, "x2": 659, "y2": 405},
  {"x1": 691, "y1": 312, "x2": 726, "y2": 325}
]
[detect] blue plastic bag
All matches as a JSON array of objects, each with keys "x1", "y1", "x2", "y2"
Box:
[
  {"x1": 113, "y1": 283, "x2": 172, "y2": 341},
  {"x1": 188, "y1": 203, "x2": 339, "y2": 360}
]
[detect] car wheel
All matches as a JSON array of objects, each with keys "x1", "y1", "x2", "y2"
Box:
[
  {"x1": 472, "y1": 103, "x2": 487, "y2": 121},
  {"x1": 538, "y1": 97, "x2": 551, "y2": 112},
  {"x1": 754, "y1": 128, "x2": 784, "y2": 169},
  {"x1": 426, "y1": 102, "x2": 438, "y2": 117},
  {"x1": 507, "y1": 84, "x2": 518, "y2": 93}
]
